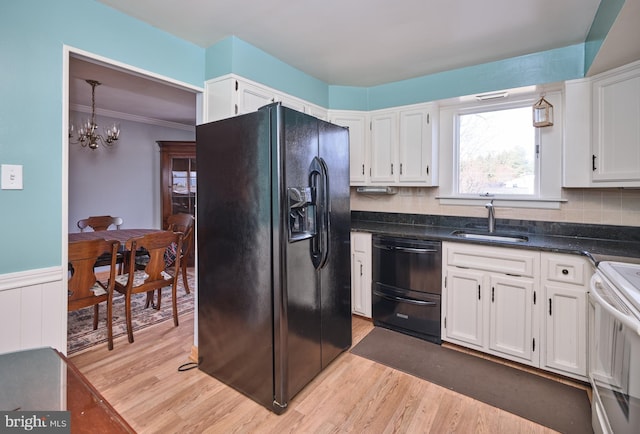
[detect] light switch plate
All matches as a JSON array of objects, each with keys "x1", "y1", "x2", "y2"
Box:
[{"x1": 1, "y1": 164, "x2": 23, "y2": 190}]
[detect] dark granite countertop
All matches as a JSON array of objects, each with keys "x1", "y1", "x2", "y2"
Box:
[{"x1": 351, "y1": 211, "x2": 640, "y2": 265}]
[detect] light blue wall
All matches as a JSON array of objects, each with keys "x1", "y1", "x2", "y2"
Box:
[
  {"x1": 0, "y1": 0, "x2": 624, "y2": 275},
  {"x1": 205, "y1": 36, "x2": 329, "y2": 107},
  {"x1": 205, "y1": 38, "x2": 589, "y2": 111},
  {"x1": 0, "y1": 0, "x2": 204, "y2": 274},
  {"x1": 585, "y1": 0, "x2": 626, "y2": 73}
]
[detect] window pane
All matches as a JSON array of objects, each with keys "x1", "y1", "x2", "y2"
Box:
[{"x1": 458, "y1": 107, "x2": 535, "y2": 195}]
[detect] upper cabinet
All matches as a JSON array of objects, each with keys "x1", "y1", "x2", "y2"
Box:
[
  {"x1": 591, "y1": 63, "x2": 640, "y2": 184},
  {"x1": 330, "y1": 111, "x2": 369, "y2": 185},
  {"x1": 399, "y1": 106, "x2": 438, "y2": 185},
  {"x1": 366, "y1": 103, "x2": 439, "y2": 186},
  {"x1": 370, "y1": 110, "x2": 398, "y2": 184},
  {"x1": 564, "y1": 59, "x2": 640, "y2": 187},
  {"x1": 204, "y1": 74, "x2": 438, "y2": 186},
  {"x1": 204, "y1": 75, "x2": 327, "y2": 123}
]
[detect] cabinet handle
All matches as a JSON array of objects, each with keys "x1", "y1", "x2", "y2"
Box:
[
  {"x1": 562, "y1": 268, "x2": 569, "y2": 275},
  {"x1": 391, "y1": 163, "x2": 394, "y2": 175},
  {"x1": 592, "y1": 154, "x2": 597, "y2": 171},
  {"x1": 478, "y1": 285, "x2": 481, "y2": 300},
  {"x1": 426, "y1": 165, "x2": 429, "y2": 175},
  {"x1": 549, "y1": 298, "x2": 552, "y2": 316},
  {"x1": 491, "y1": 287, "x2": 494, "y2": 302},
  {"x1": 400, "y1": 163, "x2": 403, "y2": 175},
  {"x1": 359, "y1": 264, "x2": 363, "y2": 276},
  {"x1": 361, "y1": 164, "x2": 365, "y2": 175}
]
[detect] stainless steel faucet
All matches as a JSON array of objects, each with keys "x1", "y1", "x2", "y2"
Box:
[{"x1": 486, "y1": 200, "x2": 495, "y2": 233}]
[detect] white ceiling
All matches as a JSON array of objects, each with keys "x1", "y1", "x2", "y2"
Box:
[
  {"x1": 97, "y1": 0, "x2": 601, "y2": 86},
  {"x1": 73, "y1": 0, "x2": 628, "y2": 127}
]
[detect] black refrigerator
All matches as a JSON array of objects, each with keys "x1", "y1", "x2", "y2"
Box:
[{"x1": 196, "y1": 103, "x2": 352, "y2": 413}]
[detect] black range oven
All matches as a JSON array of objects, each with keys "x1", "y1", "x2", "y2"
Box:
[{"x1": 372, "y1": 235, "x2": 442, "y2": 344}]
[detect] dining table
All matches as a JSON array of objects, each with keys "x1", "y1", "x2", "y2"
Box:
[
  {"x1": 68, "y1": 228, "x2": 166, "y2": 244},
  {"x1": 69, "y1": 229, "x2": 169, "y2": 271}
]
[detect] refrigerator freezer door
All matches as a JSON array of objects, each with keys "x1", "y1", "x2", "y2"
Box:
[{"x1": 196, "y1": 110, "x2": 276, "y2": 409}]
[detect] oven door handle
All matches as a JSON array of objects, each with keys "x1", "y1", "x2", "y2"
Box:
[
  {"x1": 373, "y1": 244, "x2": 438, "y2": 254},
  {"x1": 373, "y1": 289, "x2": 438, "y2": 306},
  {"x1": 590, "y1": 274, "x2": 640, "y2": 335}
]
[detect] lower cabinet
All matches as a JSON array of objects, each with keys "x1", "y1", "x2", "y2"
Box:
[
  {"x1": 541, "y1": 252, "x2": 591, "y2": 379},
  {"x1": 351, "y1": 232, "x2": 372, "y2": 318},
  {"x1": 443, "y1": 242, "x2": 589, "y2": 380}
]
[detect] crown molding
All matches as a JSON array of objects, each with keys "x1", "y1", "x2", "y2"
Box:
[{"x1": 70, "y1": 104, "x2": 194, "y2": 131}]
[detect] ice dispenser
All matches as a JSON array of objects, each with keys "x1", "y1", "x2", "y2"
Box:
[{"x1": 287, "y1": 186, "x2": 316, "y2": 242}]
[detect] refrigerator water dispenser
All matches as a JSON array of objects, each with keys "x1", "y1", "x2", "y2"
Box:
[{"x1": 288, "y1": 186, "x2": 316, "y2": 242}]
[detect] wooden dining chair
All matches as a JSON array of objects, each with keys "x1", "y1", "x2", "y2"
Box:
[
  {"x1": 68, "y1": 238, "x2": 120, "y2": 350},
  {"x1": 114, "y1": 231, "x2": 183, "y2": 344},
  {"x1": 77, "y1": 215, "x2": 124, "y2": 232},
  {"x1": 166, "y1": 213, "x2": 195, "y2": 294}
]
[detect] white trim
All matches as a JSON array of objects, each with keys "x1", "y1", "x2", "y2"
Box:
[
  {"x1": 0, "y1": 266, "x2": 63, "y2": 292},
  {"x1": 67, "y1": 46, "x2": 203, "y2": 93},
  {"x1": 62, "y1": 45, "x2": 204, "y2": 350},
  {"x1": 436, "y1": 196, "x2": 566, "y2": 209},
  {"x1": 438, "y1": 86, "x2": 564, "y2": 210},
  {"x1": 70, "y1": 103, "x2": 195, "y2": 131}
]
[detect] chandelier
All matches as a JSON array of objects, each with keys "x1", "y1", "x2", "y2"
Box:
[{"x1": 69, "y1": 79, "x2": 120, "y2": 150}]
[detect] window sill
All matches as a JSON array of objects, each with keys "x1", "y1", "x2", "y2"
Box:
[{"x1": 436, "y1": 196, "x2": 567, "y2": 209}]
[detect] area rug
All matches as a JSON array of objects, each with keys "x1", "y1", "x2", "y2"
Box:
[
  {"x1": 351, "y1": 327, "x2": 592, "y2": 434},
  {"x1": 67, "y1": 269, "x2": 195, "y2": 354}
]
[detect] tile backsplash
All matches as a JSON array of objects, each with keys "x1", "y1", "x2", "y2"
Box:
[{"x1": 350, "y1": 187, "x2": 640, "y2": 227}]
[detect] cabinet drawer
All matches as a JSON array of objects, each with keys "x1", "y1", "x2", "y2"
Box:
[
  {"x1": 351, "y1": 232, "x2": 371, "y2": 253},
  {"x1": 444, "y1": 242, "x2": 538, "y2": 277},
  {"x1": 542, "y1": 253, "x2": 589, "y2": 286}
]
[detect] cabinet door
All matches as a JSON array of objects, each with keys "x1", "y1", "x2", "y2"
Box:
[
  {"x1": 351, "y1": 232, "x2": 372, "y2": 318},
  {"x1": 543, "y1": 283, "x2": 587, "y2": 377},
  {"x1": 370, "y1": 111, "x2": 398, "y2": 183},
  {"x1": 592, "y1": 66, "x2": 640, "y2": 183},
  {"x1": 488, "y1": 274, "x2": 538, "y2": 364},
  {"x1": 444, "y1": 268, "x2": 484, "y2": 348},
  {"x1": 236, "y1": 80, "x2": 275, "y2": 114},
  {"x1": 398, "y1": 107, "x2": 436, "y2": 185},
  {"x1": 331, "y1": 112, "x2": 368, "y2": 185}
]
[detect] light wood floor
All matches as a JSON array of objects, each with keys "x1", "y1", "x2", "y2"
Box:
[{"x1": 71, "y1": 313, "x2": 560, "y2": 433}]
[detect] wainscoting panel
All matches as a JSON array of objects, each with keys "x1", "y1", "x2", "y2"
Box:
[{"x1": 0, "y1": 267, "x2": 66, "y2": 355}]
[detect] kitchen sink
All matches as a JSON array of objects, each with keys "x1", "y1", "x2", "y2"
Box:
[{"x1": 450, "y1": 230, "x2": 529, "y2": 243}]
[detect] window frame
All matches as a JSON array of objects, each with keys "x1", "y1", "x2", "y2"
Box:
[{"x1": 437, "y1": 88, "x2": 564, "y2": 209}]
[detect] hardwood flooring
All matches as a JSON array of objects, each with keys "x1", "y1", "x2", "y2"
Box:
[{"x1": 71, "y1": 313, "x2": 559, "y2": 433}]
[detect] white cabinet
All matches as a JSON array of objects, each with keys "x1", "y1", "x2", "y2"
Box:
[
  {"x1": 398, "y1": 106, "x2": 438, "y2": 185},
  {"x1": 236, "y1": 80, "x2": 276, "y2": 114},
  {"x1": 351, "y1": 232, "x2": 372, "y2": 318},
  {"x1": 541, "y1": 252, "x2": 590, "y2": 380},
  {"x1": 369, "y1": 111, "x2": 398, "y2": 184},
  {"x1": 488, "y1": 274, "x2": 537, "y2": 364},
  {"x1": 443, "y1": 242, "x2": 540, "y2": 366},
  {"x1": 592, "y1": 62, "x2": 640, "y2": 184},
  {"x1": 443, "y1": 243, "x2": 591, "y2": 379},
  {"x1": 563, "y1": 60, "x2": 640, "y2": 187},
  {"x1": 444, "y1": 267, "x2": 484, "y2": 348},
  {"x1": 204, "y1": 75, "x2": 327, "y2": 123},
  {"x1": 367, "y1": 104, "x2": 438, "y2": 186},
  {"x1": 330, "y1": 112, "x2": 369, "y2": 185}
]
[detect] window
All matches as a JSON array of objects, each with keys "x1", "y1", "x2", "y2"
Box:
[
  {"x1": 457, "y1": 106, "x2": 537, "y2": 196},
  {"x1": 438, "y1": 88, "x2": 564, "y2": 209}
]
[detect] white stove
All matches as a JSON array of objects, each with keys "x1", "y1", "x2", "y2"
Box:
[
  {"x1": 599, "y1": 261, "x2": 640, "y2": 314},
  {"x1": 589, "y1": 261, "x2": 640, "y2": 434}
]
